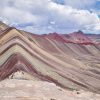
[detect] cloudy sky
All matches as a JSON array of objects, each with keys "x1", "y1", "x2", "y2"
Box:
[{"x1": 0, "y1": 0, "x2": 100, "y2": 34}]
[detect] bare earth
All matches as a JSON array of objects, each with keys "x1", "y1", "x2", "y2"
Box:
[
  {"x1": 0, "y1": 22, "x2": 100, "y2": 99},
  {"x1": 0, "y1": 79, "x2": 100, "y2": 100}
]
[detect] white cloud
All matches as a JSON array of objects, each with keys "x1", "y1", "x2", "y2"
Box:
[{"x1": 0, "y1": 0, "x2": 100, "y2": 34}]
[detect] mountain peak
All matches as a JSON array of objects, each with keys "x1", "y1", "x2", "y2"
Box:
[
  {"x1": 0, "y1": 21, "x2": 9, "y2": 31},
  {"x1": 69, "y1": 30, "x2": 93, "y2": 44},
  {"x1": 77, "y1": 30, "x2": 84, "y2": 34}
]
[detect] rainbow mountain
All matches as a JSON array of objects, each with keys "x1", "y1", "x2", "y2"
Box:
[{"x1": 0, "y1": 21, "x2": 100, "y2": 93}]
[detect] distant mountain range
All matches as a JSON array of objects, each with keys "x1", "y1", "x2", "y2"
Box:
[{"x1": 0, "y1": 21, "x2": 100, "y2": 93}]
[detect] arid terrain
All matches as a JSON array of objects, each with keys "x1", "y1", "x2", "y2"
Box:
[
  {"x1": 1, "y1": 79, "x2": 100, "y2": 100},
  {"x1": 0, "y1": 21, "x2": 100, "y2": 99}
]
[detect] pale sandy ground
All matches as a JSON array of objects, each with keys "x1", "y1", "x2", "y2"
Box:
[{"x1": 0, "y1": 79, "x2": 100, "y2": 100}]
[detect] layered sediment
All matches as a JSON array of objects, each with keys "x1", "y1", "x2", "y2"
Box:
[{"x1": 0, "y1": 22, "x2": 100, "y2": 93}]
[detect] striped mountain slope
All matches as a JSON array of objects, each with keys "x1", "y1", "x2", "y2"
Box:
[
  {"x1": 0, "y1": 22, "x2": 100, "y2": 93},
  {"x1": 0, "y1": 21, "x2": 9, "y2": 32}
]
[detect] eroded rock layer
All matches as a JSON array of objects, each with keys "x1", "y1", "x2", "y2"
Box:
[{"x1": 0, "y1": 22, "x2": 100, "y2": 93}]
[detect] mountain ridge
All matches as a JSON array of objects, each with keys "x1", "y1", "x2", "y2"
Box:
[
  {"x1": 0, "y1": 21, "x2": 100, "y2": 93},
  {"x1": 0, "y1": 21, "x2": 99, "y2": 44}
]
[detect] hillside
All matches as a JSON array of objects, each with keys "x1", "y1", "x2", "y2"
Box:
[{"x1": 0, "y1": 21, "x2": 100, "y2": 94}]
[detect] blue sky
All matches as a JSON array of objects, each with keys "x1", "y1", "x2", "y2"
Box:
[{"x1": 0, "y1": 0, "x2": 100, "y2": 34}]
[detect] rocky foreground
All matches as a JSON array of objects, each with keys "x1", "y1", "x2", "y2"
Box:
[{"x1": 0, "y1": 79, "x2": 100, "y2": 100}]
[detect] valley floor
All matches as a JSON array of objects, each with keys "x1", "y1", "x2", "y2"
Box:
[{"x1": 0, "y1": 79, "x2": 100, "y2": 100}]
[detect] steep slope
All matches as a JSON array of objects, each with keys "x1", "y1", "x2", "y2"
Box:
[{"x1": 0, "y1": 22, "x2": 100, "y2": 93}]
